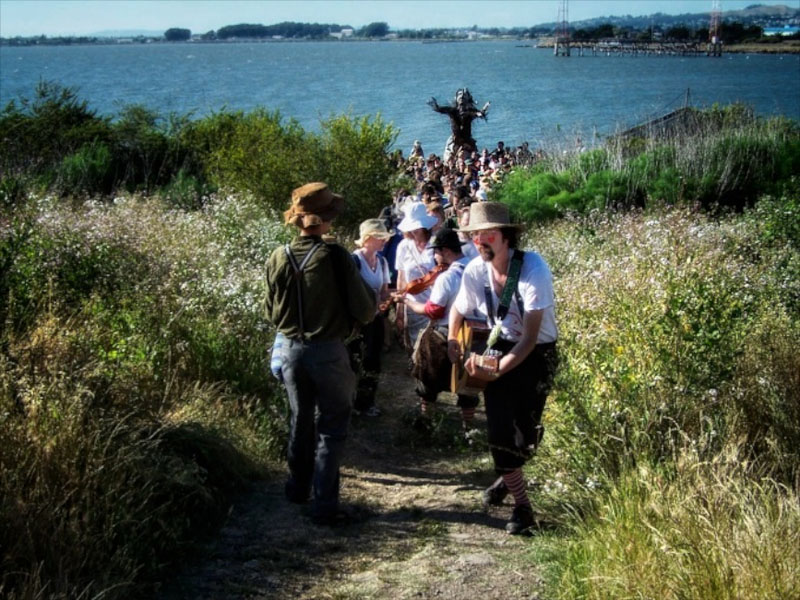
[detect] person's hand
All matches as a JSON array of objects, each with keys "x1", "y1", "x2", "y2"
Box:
[
  {"x1": 447, "y1": 339, "x2": 462, "y2": 364},
  {"x1": 427, "y1": 97, "x2": 438, "y2": 109},
  {"x1": 464, "y1": 354, "x2": 497, "y2": 382}
]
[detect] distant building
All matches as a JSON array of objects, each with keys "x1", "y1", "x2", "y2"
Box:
[
  {"x1": 763, "y1": 25, "x2": 800, "y2": 36},
  {"x1": 330, "y1": 28, "x2": 354, "y2": 39}
]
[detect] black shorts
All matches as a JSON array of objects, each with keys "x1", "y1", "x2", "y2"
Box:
[{"x1": 483, "y1": 341, "x2": 558, "y2": 473}]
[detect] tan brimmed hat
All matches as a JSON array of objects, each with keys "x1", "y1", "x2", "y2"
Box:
[
  {"x1": 458, "y1": 202, "x2": 524, "y2": 232},
  {"x1": 284, "y1": 182, "x2": 344, "y2": 228},
  {"x1": 355, "y1": 218, "x2": 393, "y2": 247}
]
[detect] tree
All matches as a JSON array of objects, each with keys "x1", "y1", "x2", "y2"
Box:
[
  {"x1": 164, "y1": 28, "x2": 191, "y2": 41},
  {"x1": 665, "y1": 25, "x2": 692, "y2": 40},
  {"x1": 359, "y1": 22, "x2": 389, "y2": 38}
]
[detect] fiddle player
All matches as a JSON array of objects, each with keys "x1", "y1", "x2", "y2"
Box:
[
  {"x1": 264, "y1": 182, "x2": 376, "y2": 526},
  {"x1": 447, "y1": 203, "x2": 558, "y2": 535},
  {"x1": 394, "y1": 201, "x2": 438, "y2": 354},
  {"x1": 395, "y1": 228, "x2": 479, "y2": 427}
]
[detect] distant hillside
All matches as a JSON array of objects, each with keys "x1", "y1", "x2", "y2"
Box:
[{"x1": 537, "y1": 3, "x2": 799, "y2": 31}]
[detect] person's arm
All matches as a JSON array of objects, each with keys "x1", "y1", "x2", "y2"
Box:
[
  {"x1": 447, "y1": 304, "x2": 466, "y2": 363},
  {"x1": 334, "y1": 245, "x2": 377, "y2": 324}
]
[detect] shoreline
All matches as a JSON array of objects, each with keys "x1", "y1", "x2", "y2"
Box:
[{"x1": 2, "y1": 38, "x2": 799, "y2": 54}]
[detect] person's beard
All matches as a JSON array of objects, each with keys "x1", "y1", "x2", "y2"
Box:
[{"x1": 478, "y1": 244, "x2": 494, "y2": 261}]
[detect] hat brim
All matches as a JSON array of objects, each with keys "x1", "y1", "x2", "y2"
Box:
[
  {"x1": 355, "y1": 232, "x2": 393, "y2": 247},
  {"x1": 397, "y1": 213, "x2": 438, "y2": 233},
  {"x1": 284, "y1": 193, "x2": 344, "y2": 228},
  {"x1": 459, "y1": 221, "x2": 525, "y2": 233}
]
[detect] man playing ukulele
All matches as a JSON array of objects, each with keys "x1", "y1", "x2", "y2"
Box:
[{"x1": 447, "y1": 202, "x2": 558, "y2": 535}]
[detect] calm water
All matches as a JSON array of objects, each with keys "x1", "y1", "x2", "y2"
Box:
[{"x1": 2, "y1": 41, "x2": 798, "y2": 154}]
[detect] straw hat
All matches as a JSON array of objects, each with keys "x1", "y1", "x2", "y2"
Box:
[
  {"x1": 283, "y1": 182, "x2": 344, "y2": 228},
  {"x1": 397, "y1": 201, "x2": 438, "y2": 233},
  {"x1": 355, "y1": 218, "x2": 393, "y2": 247},
  {"x1": 458, "y1": 202, "x2": 524, "y2": 232}
]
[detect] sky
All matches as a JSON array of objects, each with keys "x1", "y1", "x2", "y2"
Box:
[{"x1": 0, "y1": 0, "x2": 793, "y2": 37}]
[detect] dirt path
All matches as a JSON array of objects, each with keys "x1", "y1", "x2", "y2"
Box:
[{"x1": 158, "y1": 346, "x2": 546, "y2": 599}]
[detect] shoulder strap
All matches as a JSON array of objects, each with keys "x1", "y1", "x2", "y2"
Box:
[
  {"x1": 483, "y1": 249, "x2": 524, "y2": 327},
  {"x1": 284, "y1": 242, "x2": 324, "y2": 339}
]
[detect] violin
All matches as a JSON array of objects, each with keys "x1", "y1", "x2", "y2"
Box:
[{"x1": 380, "y1": 263, "x2": 448, "y2": 312}]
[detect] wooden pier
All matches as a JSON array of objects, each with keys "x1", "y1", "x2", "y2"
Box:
[{"x1": 545, "y1": 39, "x2": 724, "y2": 57}]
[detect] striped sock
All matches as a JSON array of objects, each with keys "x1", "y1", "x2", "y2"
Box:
[
  {"x1": 420, "y1": 399, "x2": 431, "y2": 415},
  {"x1": 460, "y1": 407, "x2": 475, "y2": 425},
  {"x1": 502, "y1": 469, "x2": 530, "y2": 507}
]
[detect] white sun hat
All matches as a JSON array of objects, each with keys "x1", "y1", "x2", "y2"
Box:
[{"x1": 397, "y1": 201, "x2": 438, "y2": 233}]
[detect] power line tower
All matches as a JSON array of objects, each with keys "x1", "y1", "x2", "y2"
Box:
[
  {"x1": 554, "y1": 0, "x2": 570, "y2": 57},
  {"x1": 708, "y1": 0, "x2": 723, "y2": 56}
]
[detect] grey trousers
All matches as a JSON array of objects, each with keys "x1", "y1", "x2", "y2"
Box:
[{"x1": 282, "y1": 338, "x2": 355, "y2": 518}]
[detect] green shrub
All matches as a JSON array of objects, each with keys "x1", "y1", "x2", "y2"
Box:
[
  {"x1": 55, "y1": 142, "x2": 114, "y2": 195},
  {"x1": 0, "y1": 175, "x2": 27, "y2": 209},
  {"x1": 317, "y1": 112, "x2": 399, "y2": 229},
  {"x1": 0, "y1": 81, "x2": 113, "y2": 177},
  {"x1": 495, "y1": 108, "x2": 799, "y2": 222},
  {"x1": 204, "y1": 108, "x2": 315, "y2": 212},
  {"x1": 161, "y1": 168, "x2": 211, "y2": 210},
  {"x1": 501, "y1": 170, "x2": 572, "y2": 222},
  {"x1": 110, "y1": 105, "x2": 191, "y2": 193}
]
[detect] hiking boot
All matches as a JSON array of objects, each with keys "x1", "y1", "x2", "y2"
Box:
[
  {"x1": 505, "y1": 504, "x2": 534, "y2": 535},
  {"x1": 482, "y1": 476, "x2": 509, "y2": 507}
]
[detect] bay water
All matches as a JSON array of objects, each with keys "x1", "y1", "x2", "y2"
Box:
[{"x1": 1, "y1": 40, "x2": 798, "y2": 155}]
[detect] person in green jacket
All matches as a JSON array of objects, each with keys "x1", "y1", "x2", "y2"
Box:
[{"x1": 265, "y1": 182, "x2": 376, "y2": 526}]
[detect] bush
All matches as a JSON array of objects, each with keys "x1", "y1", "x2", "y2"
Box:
[
  {"x1": 0, "y1": 81, "x2": 113, "y2": 177},
  {"x1": 316, "y1": 112, "x2": 399, "y2": 229},
  {"x1": 54, "y1": 142, "x2": 114, "y2": 196},
  {"x1": 203, "y1": 108, "x2": 316, "y2": 213},
  {"x1": 495, "y1": 107, "x2": 799, "y2": 223}
]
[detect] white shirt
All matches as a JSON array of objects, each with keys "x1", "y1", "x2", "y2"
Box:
[
  {"x1": 454, "y1": 251, "x2": 557, "y2": 343},
  {"x1": 395, "y1": 237, "x2": 436, "y2": 302},
  {"x1": 428, "y1": 256, "x2": 469, "y2": 327},
  {"x1": 353, "y1": 249, "x2": 390, "y2": 311}
]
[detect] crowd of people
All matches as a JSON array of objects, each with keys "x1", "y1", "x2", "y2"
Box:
[{"x1": 264, "y1": 130, "x2": 558, "y2": 534}]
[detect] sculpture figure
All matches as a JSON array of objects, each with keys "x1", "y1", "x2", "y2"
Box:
[{"x1": 428, "y1": 88, "x2": 490, "y2": 161}]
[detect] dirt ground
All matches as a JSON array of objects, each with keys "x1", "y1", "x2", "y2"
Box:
[{"x1": 157, "y1": 345, "x2": 546, "y2": 600}]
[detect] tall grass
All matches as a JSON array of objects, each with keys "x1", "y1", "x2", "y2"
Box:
[
  {"x1": 497, "y1": 105, "x2": 800, "y2": 220},
  {"x1": 520, "y1": 193, "x2": 799, "y2": 598},
  {"x1": 559, "y1": 447, "x2": 800, "y2": 600},
  {"x1": 0, "y1": 192, "x2": 291, "y2": 598}
]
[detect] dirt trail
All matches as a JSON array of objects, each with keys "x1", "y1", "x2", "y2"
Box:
[{"x1": 158, "y1": 346, "x2": 545, "y2": 599}]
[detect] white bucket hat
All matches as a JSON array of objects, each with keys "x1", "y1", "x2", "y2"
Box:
[{"x1": 397, "y1": 201, "x2": 438, "y2": 233}]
